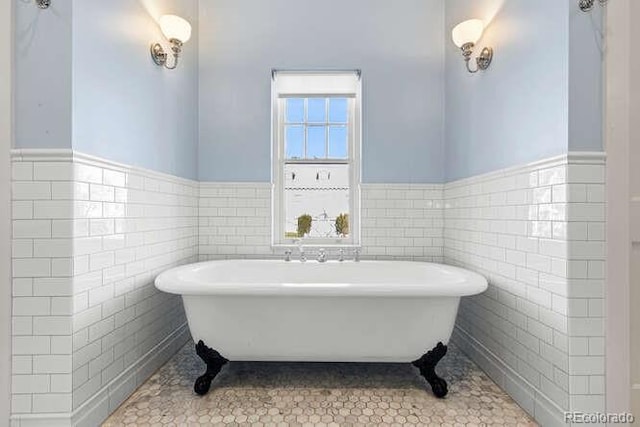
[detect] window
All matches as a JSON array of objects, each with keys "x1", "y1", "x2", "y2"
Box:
[
  {"x1": 284, "y1": 98, "x2": 349, "y2": 160},
  {"x1": 272, "y1": 71, "x2": 361, "y2": 246}
]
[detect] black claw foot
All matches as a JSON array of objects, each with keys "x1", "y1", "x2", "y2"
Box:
[
  {"x1": 412, "y1": 342, "x2": 448, "y2": 398},
  {"x1": 428, "y1": 376, "x2": 448, "y2": 398},
  {"x1": 194, "y1": 340, "x2": 228, "y2": 395}
]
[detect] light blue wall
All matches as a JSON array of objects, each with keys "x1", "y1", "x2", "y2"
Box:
[
  {"x1": 568, "y1": 2, "x2": 604, "y2": 152},
  {"x1": 15, "y1": 0, "x2": 73, "y2": 149},
  {"x1": 72, "y1": 0, "x2": 199, "y2": 180},
  {"x1": 444, "y1": 0, "x2": 569, "y2": 182},
  {"x1": 15, "y1": 1, "x2": 602, "y2": 182},
  {"x1": 15, "y1": 0, "x2": 199, "y2": 180},
  {"x1": 198, "y1": 0, "x2": 445, "y2": 183},
  {"x1": 444, "y1": 0, "x2": 604, "y2": 182}
]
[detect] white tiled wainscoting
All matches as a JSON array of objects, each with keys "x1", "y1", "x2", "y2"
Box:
[
  {"x1": 10, "y1": 150, "x2": 197, "y2": 427},
  {"x1": 10, "y1": 150, "x2": 606, "y2": 427},
  {"x1": 445, "y1": 153, "x2": 606, "y2": 426},
  {"x1": 198, "y1": 183, "x2": 444, "y2": 262}
]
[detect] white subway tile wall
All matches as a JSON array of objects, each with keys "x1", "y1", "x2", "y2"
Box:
[
  {"x1": 11, "y1": 155, "x2": 74, "y2": 415},
  {"x1": 198, "y1": 183, "x2": 444, "y2": 261},
  {"x1": 11, "y1": 151, "x2": 197, "y2": 423},
  {"x1": 198, "y1": 183, "x2": 272, "y2": 258},
  {"x1": 10, "y1": 150, "x2": 605, "y2": 427},
  {"x1": 444, "y1": 154, "x2": 605, "y2": 425},
  {"x1": 361, "y1": 185, "x2": 443, "y2": 261},
  {"x1": 565, "y1": 162, "x2": 606, "y2": 415}
]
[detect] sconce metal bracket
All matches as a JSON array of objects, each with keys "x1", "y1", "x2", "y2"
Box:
[
  {"x1": 461, "y1": 43, "x2": 493, "y2": 73},
  {"x1": 579, "y1": 0, "x2": 608, "y2": 12},
  {"x1": 476, "y1": 47, "x2": 493, "y2": 71},
  {"x1": 150, "y1": 39, "x2": 182, "y2": 70},
  {"x1": 150, "y1": 43, "x2": 168, "y2": 67},
  {"x1": 35, "y1": 0, "x2": 51, "y2": 9}
]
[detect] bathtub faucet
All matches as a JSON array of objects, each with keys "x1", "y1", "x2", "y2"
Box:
[
  {"x1": 317, "y1": 248, "x2": 327, "y2": 263},
  {"x1": 354, "y1": 248, "x2": 361, "y2": 262},
  {"x1": 295, "y1": 240, "x2": 306, "y2": 262}
]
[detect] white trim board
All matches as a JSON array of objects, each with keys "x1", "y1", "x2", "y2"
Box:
[
  {"x1": 1, "y1": 0, "x2": 12, "y2": 423},
  {"x1": 10, "y1": 149, "x2": 199, "y2": 188},
  {"x1": 445, "y1": 152, "x2": 606, "y2": 189},
  {"x1": 604, "y1": 0, "x2": 634, "y2": 417}
]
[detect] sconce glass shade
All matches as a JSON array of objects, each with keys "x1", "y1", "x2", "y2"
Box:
[
  {"x1": 159, "y1": 15, "x2": 192, "y2": 43},
  {"x1": 451, "y1": 19, "x2": 484, "y2": 47}
]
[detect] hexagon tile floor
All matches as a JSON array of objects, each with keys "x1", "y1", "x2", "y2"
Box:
[{"x1": 103, "y1": 341, "x2": 537, "y2": 427}]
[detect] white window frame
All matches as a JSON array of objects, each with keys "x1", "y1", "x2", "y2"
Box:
[{"x1": 271, "y1": 70, "x2": 362, "y2": 248}]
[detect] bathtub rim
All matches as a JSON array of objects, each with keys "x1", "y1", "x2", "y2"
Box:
[{"x1": 155, "y1": 259, "x2": 488, "y2": 298}]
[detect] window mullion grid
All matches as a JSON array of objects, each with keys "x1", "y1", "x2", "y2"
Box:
[
  {"x1": 276, "y1": 92, "x2": 357, "y2": 244},
  {"x1": 303, "y1": 98, "x2": 308, "y2": 159},
  {"x1": 348, "y1": 98, "x2": 353, "y2": 161},
  {"x1": 281, "y1": 99, "x2": 287, "y2": 167},
  {"x1": 325, "y1": 98, "x2": 329, "y2": 159}
]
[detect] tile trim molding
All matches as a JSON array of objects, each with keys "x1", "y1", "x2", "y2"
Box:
[
  {"x1": 446, "y1": 152, "x2": 606, "y2": 189},
  {"x1": 10, "y1": 149, "x2": 606, "y2": 188},
  {"x1": 360, "y1": 183, "x2": 444, "y2": 190},
  {"x1": 200, "y1": 182, "x2": 271, "y2": 188},
  {"x1": 10, "y1": 149, "x2": 199, "y2": 188},
  {"x1": 199, "y1": 182, "x2": 444, "y2": 189}
]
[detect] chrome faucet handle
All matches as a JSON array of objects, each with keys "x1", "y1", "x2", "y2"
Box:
[
  {"x1": 317, "y1": 248, "x2": 327, "y2": 263},
  {"x1": 284, "y1": 249, "x2": 292, "y2": 262},
  {"x1": 338, "y1": 249, "x2": 345, "y2": 262},
  {"x1": 353, "y1": 248, "x2": 361, "y2": 262},
  {"x1": 293, "y1": 239, "x2": 306, "y2": 262}
]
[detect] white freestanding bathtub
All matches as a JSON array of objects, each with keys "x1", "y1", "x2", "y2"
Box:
[{"x1": 155, "y1": 259, "x2": 487, "y2": 397}]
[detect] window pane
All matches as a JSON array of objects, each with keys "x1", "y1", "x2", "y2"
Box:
[
  {"x1": 285, "y1": 125, "x2": 304, "y2": 159},
  {"x1": 307, "y1": 98, "x2": 326, "y2": 122},
  {"x1": 328, "y1": 126, "x2": 348, "y2": 159},
  {"x1": 329, "y1": 98, "x2": 348, "y2": 123},
  {"x1": 307, "y1": 127, "x2": 326, "y2": 158},
  {"x1": 283, "y1": 163, "x2": 350, "y2": 239},
  {"x1": 286, "y1": 98, "x2": 304, "y2": 123}
]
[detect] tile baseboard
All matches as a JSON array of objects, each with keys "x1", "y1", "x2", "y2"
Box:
[
  {"x1": 452, "y1": 326, "x2": 567, "y2": 427},
  {"x1": 10, "y1": 324, "x2": 190, "y2": 427}
]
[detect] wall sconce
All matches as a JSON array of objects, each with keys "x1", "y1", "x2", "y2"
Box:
[
  {"x1": 35, "y1": 0, "x2": 51, "y2": 9},
  {"x1": 578, "y1": 0, "x2": 608, "y2": 12},
  {"x1": 150, "y1": 15, "x2": 192, "y2": 70},
  {"x1": 451, "y1": 19, "x2": 493, "y2": 74}
]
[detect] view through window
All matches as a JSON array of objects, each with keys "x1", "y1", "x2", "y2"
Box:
[
  {"x1": 272, "y1": 72, "x2": 361, "y2": 245},
  {"x1": 284, "y1": 97, "x2": 350, "y2": 239}
]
